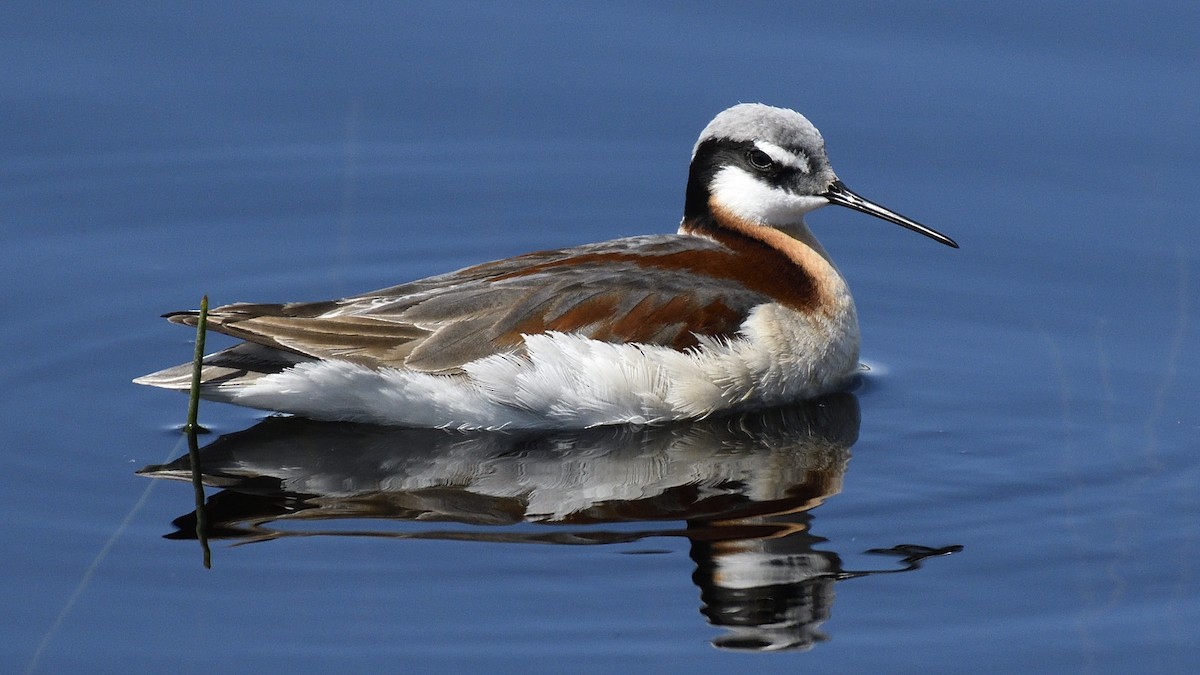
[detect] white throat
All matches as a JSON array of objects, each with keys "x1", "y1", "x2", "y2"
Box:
[{"x1": 708, "y1": 166, "x2": 827, "y2": 228}]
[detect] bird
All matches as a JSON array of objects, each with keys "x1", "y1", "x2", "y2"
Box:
[{"x1": 135, "y1": 103, "x2": 957, "y2": 430}]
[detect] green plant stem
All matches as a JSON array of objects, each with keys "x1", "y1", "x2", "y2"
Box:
[
  {"x1": 185, "y1": 295, "x2": 208, "y2": 434},
  {"x1": 186, "y1": 295, "x2": 211, "y2": 568}
]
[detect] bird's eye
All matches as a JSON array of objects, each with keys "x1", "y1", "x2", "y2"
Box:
[{"x1": 747, "y1": 149, "x2": 775, "y2": 171}]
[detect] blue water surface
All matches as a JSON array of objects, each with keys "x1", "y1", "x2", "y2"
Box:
[{"x1": 2, "y1": 2, "x2": 1198, "y2": 673}]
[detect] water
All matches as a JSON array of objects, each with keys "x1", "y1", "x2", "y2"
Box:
[{"x1": 3, "y1": 2, "x2": 1198, "y2": 672}]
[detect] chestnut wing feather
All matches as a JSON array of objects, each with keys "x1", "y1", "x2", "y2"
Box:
[{"x1": 173, "y1": 235, "x2": 772, "y2": 373}]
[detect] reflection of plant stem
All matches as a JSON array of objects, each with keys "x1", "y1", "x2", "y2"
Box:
[
  {"x1": 187, "y1": 426, "x2": 211, "y2": 568},
  {"x1": 186, "y1": 295, "x2": 211, "y2": 568}
]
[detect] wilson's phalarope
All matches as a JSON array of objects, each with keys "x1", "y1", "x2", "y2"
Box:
[{"x1": 136, "y1": 103, "x2": 956, "y2": 429}]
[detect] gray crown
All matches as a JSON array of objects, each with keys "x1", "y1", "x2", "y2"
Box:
[{"x1": 693, "y1": 103, "x2": 826, "y2": 159}]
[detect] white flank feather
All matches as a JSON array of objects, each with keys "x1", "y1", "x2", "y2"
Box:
[{"x1": 223, "y1": 300, "x2": 859, "y2": 430}]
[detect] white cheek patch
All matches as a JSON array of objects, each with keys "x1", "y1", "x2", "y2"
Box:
[
  {"x1": 753, "y1": 141, "x2": 810, "y2": 173},
  {"x1": 709, "y1": 166, "x2": 828, "y2": 225}
]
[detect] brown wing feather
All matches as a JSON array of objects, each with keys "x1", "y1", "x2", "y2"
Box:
[{"x1": 168, "y1": 234, "x2": 785, "y2": 374}]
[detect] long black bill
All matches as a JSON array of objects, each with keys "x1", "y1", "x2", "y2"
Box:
[{"x1": 823, "y1": 180, "x2": 958, "y2": 248}]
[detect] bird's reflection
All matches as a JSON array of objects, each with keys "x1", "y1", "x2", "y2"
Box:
[{"x1": 140, "y1": 393, "x2": 959, "y2": 651}]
